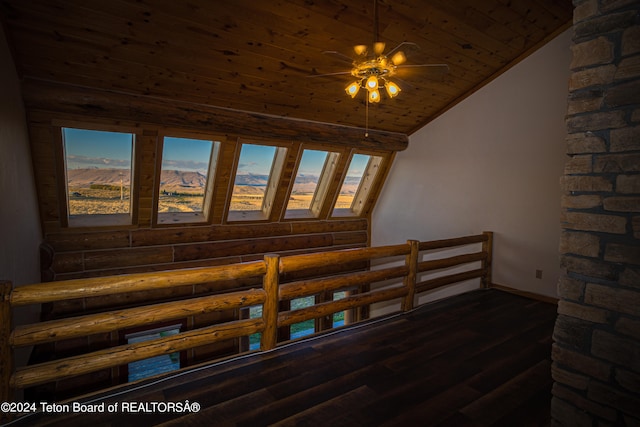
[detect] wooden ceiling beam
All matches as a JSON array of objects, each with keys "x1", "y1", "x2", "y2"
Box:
[{"x1": 21, "y1": 79, "x2": 409, "y2": 151}]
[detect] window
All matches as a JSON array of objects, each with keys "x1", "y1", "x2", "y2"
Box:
[
  {"x1": 247, "y1": 305, "x2": 262, "y2": 351},
  {"x1": 285, "y1": 149, "x2": 339, "y2": 219},
  {"x1": 333, "y1": 153, "x2": 383, "y2": 217},
  {"x1": 62, "y1": 127, "x2": 135, "y2": 226},
  {"x1": 287, "y1": 292, "x2": 350, "y2": 340},
  {"x1": 332, "y1": 291, "x2": 347, "y2": 327},
  {"x1": 290, "y1": 296, "x2": 317, "y2": 339},
  {"x1": 228, "y1": 142, "x2": 287, "y2": 221},
  {"x1": 240, "y1": 291, "x2": 352, "y2": 351},
  {"x1": 157, "y1": 136, "x2": 220, "y2": 224},
  {"x1": 124, "y1": 324, "x2": 182, "y2": 382}
]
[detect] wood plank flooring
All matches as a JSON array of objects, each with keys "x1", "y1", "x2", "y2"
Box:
[{"x1": 5, "y1": 289, "x2": 558, "y2": 427}]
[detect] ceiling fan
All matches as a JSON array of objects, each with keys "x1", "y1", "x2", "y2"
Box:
[{"x1": 311, "y1": 0, "x2": 449, "y2": 105}]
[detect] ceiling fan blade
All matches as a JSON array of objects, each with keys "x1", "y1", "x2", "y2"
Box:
[
  {"x1": 307, "y1": 71, "x2": 352, "y2": 78},
  {"x1": 396, "y1": 64, "x2": 449, "y2": 81},
  {"x1": 391, "y1": 76, "x2": 415, "y2": 91},
  {"x1": 397, "y1": 63, "x2": 449, "y2": 69},
  {"x1": 386, "y1": 41, "x2": 420, "y2": 58},
  {"x1": 322, "y1": 50, "x2": 354, "y2": 64}
]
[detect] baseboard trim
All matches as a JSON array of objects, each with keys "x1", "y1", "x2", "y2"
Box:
[{"x1": 489, "y1": 283, "x2": 558, "y2": 305}]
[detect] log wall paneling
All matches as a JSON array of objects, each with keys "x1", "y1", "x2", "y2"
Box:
[{"x1": 43, "y1": 218, "x2": 369, "y2": 280}]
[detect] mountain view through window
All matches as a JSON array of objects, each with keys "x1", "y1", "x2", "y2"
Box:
[{"x1": 63, "y1": 127, "x2": 134, "y2": 216}]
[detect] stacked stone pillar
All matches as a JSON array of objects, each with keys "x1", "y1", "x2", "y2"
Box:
[{"x1": 552, "y1": 0, "x2": 640, "y2": 425}]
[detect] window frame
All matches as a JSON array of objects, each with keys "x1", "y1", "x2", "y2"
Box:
[
  {"x1": 226, "y1": 139, "x2": 288, "y2": 223},
  {"x1": 57, "y1": 123, "x2": 139, "y2": 228},
  {"x1": 331, "y1": 150, "x2": 387, "y2": 218},
  {"x1": 284, "y1": 147, "x2": 341, "y2": 220},
  {"x1": 153, "y1": 132, "x2": 223, "y2": 226}
]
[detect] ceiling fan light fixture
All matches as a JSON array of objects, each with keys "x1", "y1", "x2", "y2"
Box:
[
  {"x1": 385, "y1": 81, "x2": 401, "y2": 98},
  {"x1": 368, "y1": 89, "x2": 381, "y2": 103},
  {"x1": 345, "y1": 81, "x2": 361, "y2": 98},
  {"x1": 366, "y1": 75, "x2": 379, "y2": 91},
  {"x1": 373, "y1": 41, "x2": 386, "y2": 55},
  {"x1": 354, "y1": 44, "x2": 367, "y2": 55},
  {"x1": 391, "y1": 51, "x2": 406, "y2": 65}
]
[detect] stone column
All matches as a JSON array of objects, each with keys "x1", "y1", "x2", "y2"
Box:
[{"x1": 552, "y1": 0, "x2": 640, "y2": 425}]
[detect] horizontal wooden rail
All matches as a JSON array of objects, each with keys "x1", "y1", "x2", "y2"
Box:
[
  {"x1": 417, "y1": 252, "x2": 486, "y2": 272},
  {"x1": 278, "y1": 285, "x2": 408, "y2": 327},
  {"x1": 1, "y1": 232, "x2": 493, "y2": 404},
  {"x1": 11, "y1": 288, "x2": 266, "y2": 348},
  {"x1": 418, "y1": 234, "x2": 488, "y2": 251},
  {"x1": 12, "y1": 318, "x2": 265, "y2": 389},
  {"x1": 279, "y1": 265, "x2": 408, "y2": 300},
  {"x1": 416, "y1": 269, "x2": 485, "y2": 293},
  {"x1": 10, "y1": 261, "x2": 266, "y2": 306},
  {"x1": 279, "y1": 244, "x2": 409, "y2": 273}
]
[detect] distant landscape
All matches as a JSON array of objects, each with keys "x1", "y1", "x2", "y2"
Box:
[
  {"x1": 67, "y1": 168, "x2": 359, "y2": 215},
  {"x1": 67, "y1": 168, "x2": 132, "y2": 215}
]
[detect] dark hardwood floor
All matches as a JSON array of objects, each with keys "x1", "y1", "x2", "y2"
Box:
[{"x1": 5, "y1": 289, "x2": 558, "y2": 427}]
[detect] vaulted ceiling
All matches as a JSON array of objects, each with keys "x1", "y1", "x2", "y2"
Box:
[{"x1": 0, "y1": 0, "x2": 573, "y2": 135}]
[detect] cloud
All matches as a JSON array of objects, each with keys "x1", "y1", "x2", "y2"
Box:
[
  {"x1": 66, "y1": 155, "x2": 130, "y2": 168},
  {"x1": 238, "y1": 161, "x2": 259, "y2": 169},
  {"x1": 237, "y1": 161, "x2": 271, "y2": 175},
  {"x1": 162, "y1": 159, "x2": 209, "y2": 171}
]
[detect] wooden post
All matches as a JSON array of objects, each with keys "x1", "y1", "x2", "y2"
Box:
[
  {"x1": 482, "y1": 231, "x2": 493, "y2": 289},
  {"x1": 0, "y1": 281, "x2": 13, "y2": 405},
  {"x1": 320, "y1": 290, "x2": 332, "y2": 331},
  {"x1": 402, "y1": 240, "x2": 419, "y2": 311},
  {"x1": 261, "y1": 254, "x2": 280, "y2": 351}
]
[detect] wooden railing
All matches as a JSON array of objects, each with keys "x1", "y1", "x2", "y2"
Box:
[{"x1": 0, "y1": 232, "x2": 492, "y2": 404}]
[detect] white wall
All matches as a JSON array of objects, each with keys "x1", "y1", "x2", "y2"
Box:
[
  {"x1": 0, "y1": 27, "x2": 42, "y2": 360},
  {"x1": 372, "y1": 29, "x2": 572, "y2": 299}
]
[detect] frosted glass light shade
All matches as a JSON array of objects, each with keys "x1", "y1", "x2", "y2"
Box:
[
  {"x1": 345, "y1": 82, "x2": 360, "y2": 98},
  {"x1": 366, "y1": 75, "x2": 378, "y2": 91},
  {"x1": 385, "y1": 81, "x2": 401, "y2": 98}
]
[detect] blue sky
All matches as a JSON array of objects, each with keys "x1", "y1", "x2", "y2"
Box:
[
  {"x1": 162, "y1": 137, "x2": 213, "y2": 172},
  {"x1": 236, "y1": 144, "x2": 276, "y2": 175},
  {"x1": 296, "y1": 149, "x2": 328, "y2": 176},
  {"x1": 346, "y1": 153, "x2": 370, "y2": 177},
  {"x1": 63, "y1": 128, "x2": 133, "y2": 169},
  {"x1": 63, "y1": 128, "x2": 370, "y2": 178}
]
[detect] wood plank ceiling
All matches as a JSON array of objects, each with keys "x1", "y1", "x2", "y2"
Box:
[{"x1": 0, "y1": 0, "x2": 573, "y2": 135}]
